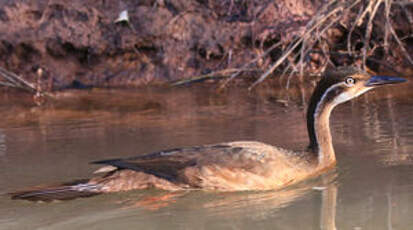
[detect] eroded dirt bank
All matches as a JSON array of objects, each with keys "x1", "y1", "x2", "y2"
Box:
[{"x1": 0, "y1": 0, "x2": 411, "y2": 89}]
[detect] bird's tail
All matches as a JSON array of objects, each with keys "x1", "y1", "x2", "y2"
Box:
[{"x1": 10, "y1": 180, "x2": 102, "y2": 202}]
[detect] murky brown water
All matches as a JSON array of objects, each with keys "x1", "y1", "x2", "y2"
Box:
[{"x1": 0, "y1": 80, "x2": 413, "y2": 230}]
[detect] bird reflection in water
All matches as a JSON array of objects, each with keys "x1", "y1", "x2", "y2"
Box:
[{"x1": 119, "y1": 170, "x2": 338, "y2": 230}]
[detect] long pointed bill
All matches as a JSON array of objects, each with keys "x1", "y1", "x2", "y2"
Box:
[{"x1": 365, "y1": 75, "x2": 407, "y2": 87}]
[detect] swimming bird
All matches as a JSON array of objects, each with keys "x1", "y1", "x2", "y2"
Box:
[{"x1": 11, "y1": 67, "x2": 406, "y2": 201}]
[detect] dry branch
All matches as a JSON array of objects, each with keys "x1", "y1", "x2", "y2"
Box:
[
  {"x1": 218, "y1": 41, "x2": 283, "y2": 89},
  {"x1": 246, "y1": 0, "x2": 411, "y2": 89},
  {"x1": 0, "y1": 67, "x2": 36, "y2": 92},
  {"x1": 249, "y1": 0, "x2": 353, "y2": 89},
  {"x1": 171, "y1": 68, "x2": 258, "y2": 86}
]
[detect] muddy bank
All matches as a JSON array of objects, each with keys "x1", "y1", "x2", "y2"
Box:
[{"x1": 0, "y1": 0, "x2": 411, "y2": 89}]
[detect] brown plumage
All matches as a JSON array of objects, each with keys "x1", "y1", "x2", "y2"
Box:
[
  {"x1": 89, "y1": 142, "x2": 320, "y2": 192},
  {"x1": 11, "y1": 67, "x2": 406, "y2": 201}
]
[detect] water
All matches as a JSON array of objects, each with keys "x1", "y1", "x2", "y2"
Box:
[{"x1": 0, "y1": 81, "x2": 412, "y2": 230}]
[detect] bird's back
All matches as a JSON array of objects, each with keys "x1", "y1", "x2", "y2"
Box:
[{"x1": 91, "y1": 141, "x2": 319, "y2": 191}]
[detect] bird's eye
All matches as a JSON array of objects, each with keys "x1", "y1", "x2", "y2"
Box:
[{"x1": 345, "y1": 77, "x2": 355, "y2": 86}]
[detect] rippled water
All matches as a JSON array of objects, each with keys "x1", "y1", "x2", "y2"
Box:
[{"x1": 0, "y1": 81, "x2": 412, "y2": 230}]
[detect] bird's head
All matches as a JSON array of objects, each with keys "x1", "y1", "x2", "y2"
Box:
[
  {"x1": 306, "y1": 67, "x2": 406, "y2": 153},
  {"x1": 310, "y1": 67, "x2": 406, "y2": 109}
]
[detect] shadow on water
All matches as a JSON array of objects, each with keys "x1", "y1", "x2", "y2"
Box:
[{"x1": 0, "y1": 79, "x2": 413, "y2": 230}]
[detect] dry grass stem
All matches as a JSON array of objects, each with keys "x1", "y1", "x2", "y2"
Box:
[
  {"x1": 249, "y1": 1, "x2": 349, "y2": 89},
  {"x1": 171, "y1": 68, "x2": 258, "y2": 86},
  {"x1": 247, "y1": 0, "x2": 410, "y2": 89},
  {"x1": 388, "y1": 22, "x2": 413, "y2": 65},
  {"x1": 362, "y1": 0, "x2": 384, "y2": 68},
  {"x1": 218, "y1": 41, "x2": 283, "y2": 89},
  {"x1": 0, "y1": 67, "x2": 36, "y2": 92}
]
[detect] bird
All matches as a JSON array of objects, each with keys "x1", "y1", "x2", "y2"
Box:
[{"x1": 11, "y1": 67, "x2": 406, "y2": 201}]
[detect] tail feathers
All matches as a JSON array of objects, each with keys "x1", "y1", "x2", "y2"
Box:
[{"x1": 10, "y1": 181, "x2": 102, "y2": 202}]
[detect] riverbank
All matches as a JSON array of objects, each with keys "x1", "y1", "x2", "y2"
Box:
[{"x1": 0, "y1": 0, "x2": 411, "y2": 91}]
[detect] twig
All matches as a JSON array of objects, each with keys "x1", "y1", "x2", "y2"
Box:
[
  {"x1": 0, "y1": 67, "x2": 36, "y2": 92},
  {"x1": 171, "y1": 68, "x2": 258, "y2": 86},
  {"x1": 363, "y1": 0, "x2": 384, "y2": 69},
  {"x1": 394, "y1": 0, "x2": 413, "y2": 6},
  {"x1": 387, "y1": 16, "x2": 413, "y2": 65},
  {"x1": 0, "y1": 82, "x2": 17, "y2": 88},
  {"x1": 347, "y1": 2, "x2": 364, "y2": 55},
  {"x1": 299, "y1": 38, "x2": 306, "y2": 78},
  {"x1": 173, "y1": 0, "x2": 410, "y2": 89},
  {"x1": 399, "y1": 2, "x2": 413, "y2": 23},
  {"x1": 249, "y1": 2, "x2": 346, "y2": 90},
  {"x1": 383, "y1": 0, "x2": 392, "y2": 55},
  {"x1": 367, "y1": 58, "x2": 404, "y2": 75},
  {"x1": 219, "y1": 41, "x2": 283, "y2": 89}
]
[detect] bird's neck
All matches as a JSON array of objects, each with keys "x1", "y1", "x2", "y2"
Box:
[
  {"x1": 312, "y1": 102, "x2": 336, "y2": 167},
  {"x1": 307, "y1": 84, "x2": 344, "y2": 167}
]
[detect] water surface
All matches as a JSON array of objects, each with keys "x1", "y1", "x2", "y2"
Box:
[{"x1": 0, "y1": 81, "x2": 412, "y2": 230}]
